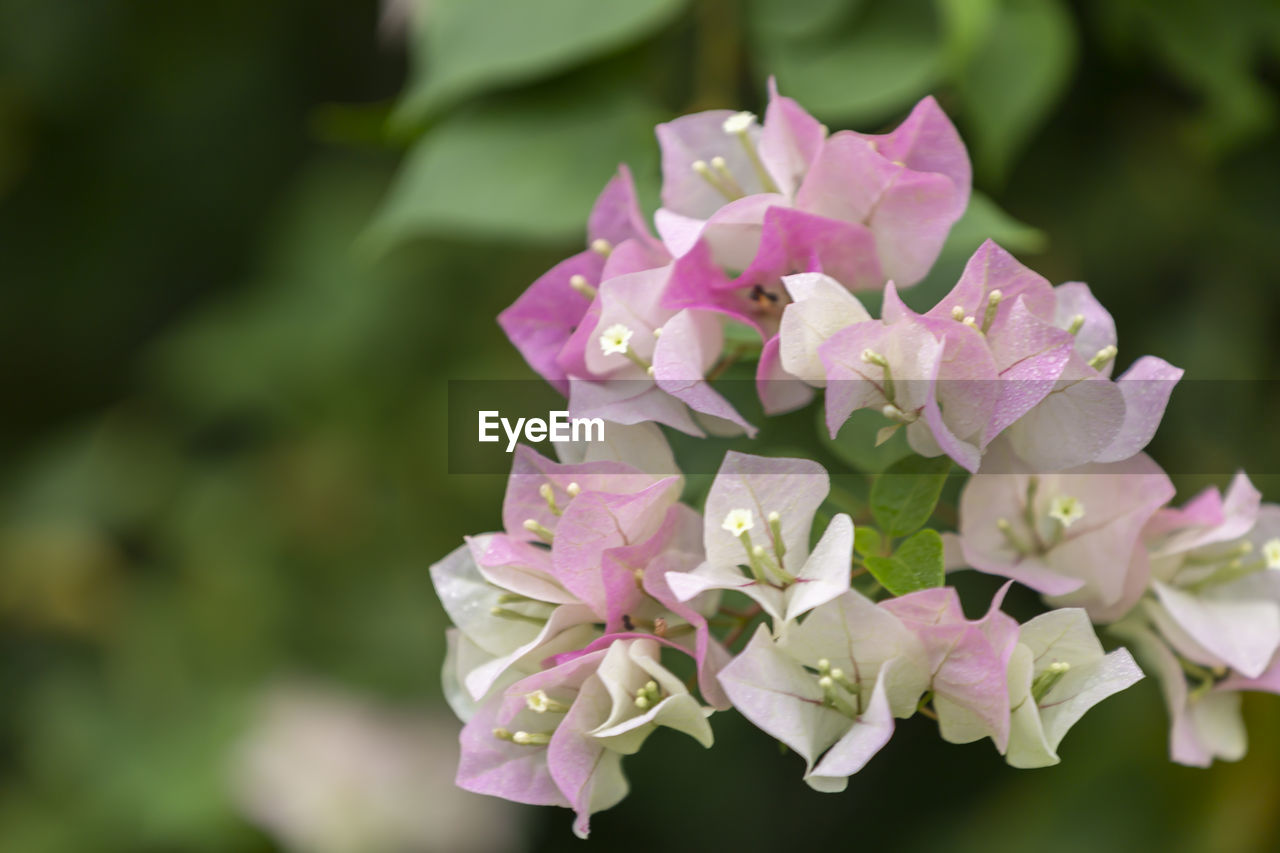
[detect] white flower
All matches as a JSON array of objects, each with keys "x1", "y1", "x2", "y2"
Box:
[
  {"x1": 1048, "y1": 494, "x2": 1085, "y2": 528},
  {"x1": 598, "y1": 323, "x2": 634, "y2": 356},
  {"x1": 722, "y1": 111, "x2": 757, "y2": 135},
  {"x1": 721, "y1": 508, "x2": 755, "y2": 537},
  {"x1": 1264, "y1": 538, "x2": 1280, "y2": 570}
]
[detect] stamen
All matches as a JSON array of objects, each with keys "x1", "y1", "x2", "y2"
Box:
[
  {"x1": 767, "y1": 511, "x2": 786, "y2": 561},
  {"x1": 692, "y1": 159, "x2": 741, "y2": 201},
  {"x1": 721, "y1": 111, "x2": 756, "y2": 135},
  {"x1": 539, "y1": 483, "x2": 562, "y2": 516},
  {"x1": 1048, "y1": 495, "x2": 1085, "y2": 528},
  {"x1": 1088, "y1": 345, "x2": 1118, "y2": 370},
  {"x1": 828, "y1": 667, "x2": 859, "y2": 695},
  {"x1": 1031, "y1": 661, "x2": 1071, "y2": 703},
  {"x1": 566, "y1": 482, "x2": 581, "y2": 497},
  {"x1": 817, "y1": 675, "x2": 860, "y2": 719},
  {"x1": 526, "y1": 690, "x2": 570, "y2": 714},
  {"x1": 590, "y1": 238, "x2": 613, "y2": 257},
  {"x1": 997, "y1": 518, "x2": 1034, "y2": 555},
  {"x1": 512, "y1": 731, "x2": 552, "y2": 746},
  {"x1": 634, "y1": 680, "x2": 662, "y2": 710},
  {"x1": 722, "y1": 110, "x2": 780, "y2": 193},
  {"x1": 860, "y1": 349, "x2": 895, "y2": 403},
  {"x1": 962, "y1": 315, "x2": 981, "y2": 334},
  {"x1": 860, "y1": 348, "x2": 889, "y2": 368},
  {"x1": 753, "y1": 543, "x2": 796, "y2": 586},
  {"x1": 881, "y1": 403, "x2": 916, "y2": 424},
  {"x1": 568, "y1": 274, "x2": 597, "y2": 299},
  {"x1": 981, "y1": 289, "x2": 1002, "y2": 334},
  {"x1": 1022, "y1": 477, "x2": 1049, "y2": 551},
  {"x1": 653, "y1": 326, "x2": 663, "y2": 338},
  {"x1": 523, "y1": 518, "x2": 554, "y2": 543},
  {"x1": 741, "y1": 531, "x2": 768, "y2": 584},
  {"x1": 950, "y1": 305, "x2": 966, "y2": 321},
  {"x1": 489, "y1": 605, "x2": 547, "y2": 625},
  {"x1": 709, "y1": 156, "x2": 746, "y2": 198},
  {"x1": 1066, "y1": 314, "x2": 1085, "y2": 336},
  {"x1": 492, "y1": 727, "x2": 514, "y2": 741}
]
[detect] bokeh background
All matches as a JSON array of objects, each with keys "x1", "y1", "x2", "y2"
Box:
[{"x1": 3, "y1": 0, "x2": 1280, "y2": 850}]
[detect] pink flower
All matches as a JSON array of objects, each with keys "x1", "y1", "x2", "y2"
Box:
[
  {"x1": 563, "y1": 256, "x2": 758, "y2": 436},
  {"x1": 655, "y1": 84, "x2": 969, "y2": 291},
  {"x1": 956, "y1": 443, "x2": 1174, "y2": 622},
  {"x1": 779, "y1": 240, "x2": 1182, "y2": 472},
  {"x1": 435, "y1": 540, "x2": 598, "y2": 717},
  {"x1": 881, "y1": 584, "x2": 1020, "y2": 750},
  {"x1": 651, "y1": 86, "x2": 970, "y2": 422},
  {"x1": 457, "y1": 637, "x2": 714, "y2": 838},
  {"x1": 717, "y1": 591, "x2": 929, "y2": 791},
  {"x1": 1112, "y1": 622, "x2": 1279, "y2": 767},
  {"x1": 499, "y1": 166, "x2": 668, "y2": 394},
  {"x1": 435, "y1": 447, "x2": 732, "y2": 716},
  {"x1": 1142, "y1": 474, "x2": 1280, "y2": 679}
]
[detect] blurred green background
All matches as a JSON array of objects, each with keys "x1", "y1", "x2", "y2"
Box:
[{"x1": 2, "y1": 0, "x2": 1280, "y2": 850}]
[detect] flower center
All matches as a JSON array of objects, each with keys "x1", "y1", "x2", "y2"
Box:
[{"x1": 599, "y1": 323, "x2": 653, "y2": 374}]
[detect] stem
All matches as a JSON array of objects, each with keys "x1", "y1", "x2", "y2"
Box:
[
  {"x1": 688, "y1": 0, "x2": 741, "y2": 111},
  {"x1": 720, "y1": 603, "x2": 763, "y2": 648},
  {"x1": 706, "y1": 344, "x2": 747, "y2": 382}
]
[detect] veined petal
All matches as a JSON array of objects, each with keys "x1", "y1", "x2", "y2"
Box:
[
  {"x1": 806, "y1": 668, "x2": 896, "y2": 791},
  {"x1": 784, "y1": 513, "x2": 855, "y2": 623},
  {"x1": 717, "y1": 625, "x2": 852, "y2": 772},
  {"x1": 703, "y1": 451, "x2": 829, "y2": 571},
  {"x1": 778, "y1": 272, "x2": 874, "y2": 385},
  {"x1": 1152, "y1": 580, "x2": 1280, "y2": 679},
  {"x1": 652, "y1": 309, "x2": 758, "y2": 436}
]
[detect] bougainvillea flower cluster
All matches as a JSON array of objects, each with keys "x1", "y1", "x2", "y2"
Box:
[{"x1": 432, "y1": 82, "x2": 1276, "y2": 836}]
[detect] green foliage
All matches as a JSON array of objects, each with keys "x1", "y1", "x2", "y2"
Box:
[
  {"x1": 864, "y1": 528, "x2": 945, "y2": 595},
  {"x1": 1092, "y1": 0, "x2": 1280, "y2": 155},
  {"x1": 953, "y1": 0, "x2": 1077, "y2": 182},
  {"x1": 853, "y1": 524, "x2": 882, "y2": 558},
  {"x1": 750, "y1": 0, "x2": 944, "y2": 124},
  {"x1": 820, "y1": 408, "x2": 914, "y2": 474},
  {"x1": 394, "y1": 0, "x2": 687, "y2": 126},
  {"x1": 371, "y1": 79, "x2": 661, "y2": 245},
  {"x1": 870, "y1": 454, "x2": 951, "y2": 538}
]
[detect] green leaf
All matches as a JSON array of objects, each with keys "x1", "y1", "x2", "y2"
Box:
[
  {"x1": 865, "y1": 528, "x2": 945, "y2": 595},
  {"x1": 946, "y1": 190, "x2": 1047, "y2": 255},
  {"x1": 820, "y1": 407, "x2": 913, "y2": 474},
  {"x1": 755, "y1": 0, "x2": 944, "y2": 124},
  {"x1": 369, "y1": 81, "x2": 661, "y2": 246},
  {"x1": 394, "y1": 0, "x2": 687, "y2": 127},
  {"x1": 870, "y1": 454, "x2": 951, "y2": 537},
  {"x1": 955, "y1": 0, "x2": 1076, "y2": 182},
  {"x1": 934, "y1": 0, "x2": 1000, "y2": 69},
  {"x1": 746, "y1": 0, "x2": 863, "y2": 43},
  {"x1": 853, "y1": 526, "x2": 882, "y2": 558}
]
